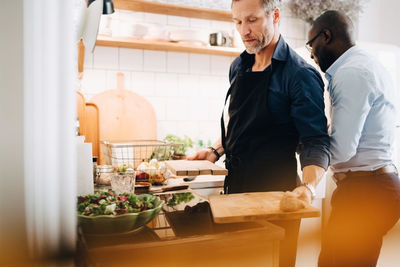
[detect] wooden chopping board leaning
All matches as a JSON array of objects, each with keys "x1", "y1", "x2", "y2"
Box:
[{"x1": 90, "y1": 73, "x2": 157, "y2": 165}]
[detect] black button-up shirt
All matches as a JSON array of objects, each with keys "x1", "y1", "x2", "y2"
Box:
[{"x1": 228, "y1": 36, "x2": 330, "y2": 169}]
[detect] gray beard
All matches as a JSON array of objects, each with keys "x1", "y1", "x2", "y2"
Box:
[
  {"x1": 246, "y1": 45, "x2": 264, "y2": 54},
  {"x1": 244, "y1": 37, "x2": 266, "y2": 54}
]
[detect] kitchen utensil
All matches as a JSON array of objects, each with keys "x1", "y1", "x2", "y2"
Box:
[
  {"x1": 151, "y1": 184, "x2": 190, "y2": 193},
  {"x1": 209, "y1": 191, "x2": 320, "y2": 223},
  {"x1": 165, "y1": 160, "x2": 228, "y2": 176},
  {"x1": 183, "y1": 176, "x2": 196, "y2": 182}
]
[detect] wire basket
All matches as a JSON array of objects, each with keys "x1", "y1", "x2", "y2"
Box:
[{"x1": 101, "y1": 140, "x2": 183, "y2": 168}]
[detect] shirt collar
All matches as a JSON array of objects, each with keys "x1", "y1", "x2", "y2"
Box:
[
  {"x1": 325, "y1": 45, "x2": 359, "y2": 82},
  {"x1": 239, "y1": 35, "x2": 288, "y2": 70}
]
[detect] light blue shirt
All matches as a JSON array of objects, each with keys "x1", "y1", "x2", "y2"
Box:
[{"x1": 325, "y1": 46, "x2": 397, "y2": 172}]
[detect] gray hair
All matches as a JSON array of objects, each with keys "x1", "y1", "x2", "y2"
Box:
[
  {"x1": 232, "y1": 0, "x2": 281, "y2": 14},
  {"x1": 261, "y1": 0, "x2": 281, "y2": 13}
]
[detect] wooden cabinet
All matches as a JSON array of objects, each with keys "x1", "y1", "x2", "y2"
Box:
[{"x1": 96, "y1": 0, "x2": 242, "y2": 56}]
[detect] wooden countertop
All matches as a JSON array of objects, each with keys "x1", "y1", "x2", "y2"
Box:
[{"x1": 78, "y1": 191, "x2": 284, "y2": 266}]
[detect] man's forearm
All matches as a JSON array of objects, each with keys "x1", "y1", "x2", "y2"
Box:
[
  {"x1": 301, "y1": 164, "x2": 325, "y2": 188},
  {"x1": 211, "y1": 138, "x2": 225, "y2": 156}
]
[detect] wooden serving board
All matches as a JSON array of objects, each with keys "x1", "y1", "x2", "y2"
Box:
[
  {"x1": 165, "y1": 160, "x2": 228, "y2": 176},
  {"x1": 209, "y1": 191, "x2": 320, "y2": 223},
  {"x1": 90, "y1": 73, "x2": 157, "y2": 164}
]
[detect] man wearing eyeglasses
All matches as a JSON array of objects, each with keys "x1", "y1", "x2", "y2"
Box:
[
  {"x1": 307, "y1": 10, "x2": 400, "y2": 267},
  {"x1": 189, "y1": 0, "x2": 330, "y2": 265}
]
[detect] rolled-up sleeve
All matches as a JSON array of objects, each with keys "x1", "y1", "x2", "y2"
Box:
[{"x1": 290, "y1": 68, "x2": 331, "y2": 170}]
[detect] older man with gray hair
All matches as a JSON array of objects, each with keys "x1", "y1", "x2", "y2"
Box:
[{"x1": 190, "y1": 0, "x2": 331, "y2": 265}]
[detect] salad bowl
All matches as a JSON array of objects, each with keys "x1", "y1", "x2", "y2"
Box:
[{"x1": 77, "y1": 190, "x2": 164, "y2": 235}]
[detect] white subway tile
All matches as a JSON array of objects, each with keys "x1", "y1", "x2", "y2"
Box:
[
  {"x1": 155, "y1": 73, "x2": 179, "y2": 97},
  {"x1": 178, "y1": 74, "x2": 199, "y2": 97},
  {"x1": 144, "y1": 13, "x2": 167, "y2": 24},
  {"x1": 207, "y1": 98, "x2": 224, "y2": 121},
  {"x1": 119, "y1": 10, "x2": 136, "y2": 22},
  {"x1": 131, "y1": 71, "x2": 155, "y2": 96},
  {"x1": 198, "y1": 121, "x2": 221, "y2": 143},
  {"x1": 176, "y1": 121, "x2": 200, "y2": 141},
  {"x1": 167, "y1": 15, "x2": 190, "y2": 27},
  {"x1": 81, "y1": 69, "x2": 107, "y2": 94},
  {"x1": 120, "y1": 48, "x2": 143, "y2": 71},
  {"x1": 157, "y1": 120, "x2": 178, "y2": 140},
  {"x1": 166, "y1": 98, "x2": 189, "y2": 120},
  {"x1": 131, "y1": 11, "x2": 145, "y2": 23},
  {"x1": 84, "y1": 50, "x2": 94, "y2": 69},
  {"x1": 189, "y1": 54, "x2": 210, "y2": 75},
  {"x1": 189, "y1": 18, "x2": 211, "y2": 29},
  {"x1": 198, "y1": 75, "x2": 220, "y2": 98},
  {"x1": 210, "y1": 21, "x2": 234, "y2": 32},
  {"x1": 146, "y1": 97, "x2": 167, "y2": 121},
  {"x1": 188, "y1": 97, "x2": 209, "y2": 121},
  {"x1": 219, "y1": 76, "x2": 231, "y2": 98},
  {"x1": 232, "y1": 29, "x2": 245, "y2": 50},
  {"x1": 144, "y1": 50, "x2": 167, "y2": 72},
  {"x1": 167, "y1": 52, "x2": 189, "y2": 73},
  {"x1": 106, "y1": 71, "x2": 131, "y2": 90},
  {"x1": 210, "y1": 55, "x2": 232, "y2": 76},
  {"x1": 93, "y1": 46, "x2": 119, "y2": 69}
]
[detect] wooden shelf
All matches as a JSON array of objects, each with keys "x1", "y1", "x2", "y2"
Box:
[
  {"x1": 114, "y1": 0, "x2": 232, "y2": 21},
  {"x1": 97, "y1": 35, "x2": 242, "y2": 57}
]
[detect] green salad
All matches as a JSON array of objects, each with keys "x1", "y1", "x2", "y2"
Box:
[{"x1": 77, "y1": 189, "x2": 158, "y2": 216}]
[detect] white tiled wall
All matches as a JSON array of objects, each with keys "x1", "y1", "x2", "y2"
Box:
[{"x1": 81, "y1": 9, "x2": 308, "y2": 144}]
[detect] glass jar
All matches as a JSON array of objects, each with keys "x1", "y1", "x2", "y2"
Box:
[
  {"x1": 96, "y1": 165, "x2": 114, "y2": 185},
  {"x1": 111, "y1": 169, "x2": 136, "y2": 194}
]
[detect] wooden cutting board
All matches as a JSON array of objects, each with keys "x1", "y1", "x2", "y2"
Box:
[
  {"x1": 90, "y1": 73, "x2": 157, "y2": 164},
  {"x1": 209, "y1": 192, "x2": 320, "y2": 223},
  {"x1": 165, "y1": 160, "x2": 228, "y2": 176}
]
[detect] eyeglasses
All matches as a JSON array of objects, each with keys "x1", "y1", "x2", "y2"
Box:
[{"x1": 305, "y1": 30, "x2": 325, "y2": 53}]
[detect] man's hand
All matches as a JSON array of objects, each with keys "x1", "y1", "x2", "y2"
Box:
[
  {"x1": 292, "y1": 185, "x2": 313, "y2": 204},
  {"x1": 187, "y1": 149, "x2": 218, "y2": 163},
  {"x1": 291, "y1": 164, "x2": 325, "y2": 204}
]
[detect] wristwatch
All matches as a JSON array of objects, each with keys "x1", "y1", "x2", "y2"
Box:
[
  {"x1": 300, "y1": 183, "x2": 316, "y2": 199},
  {"x1": 208, "y1": 146, "x2": 221, "y2": 161}
]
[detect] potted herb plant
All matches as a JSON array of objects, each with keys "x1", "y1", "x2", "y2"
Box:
[{"x1": 164, "y1": 134, "x2": 194, "y2": 160}]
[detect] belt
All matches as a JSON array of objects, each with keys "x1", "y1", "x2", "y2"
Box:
[{"x1": 333, "y1": 164, "x2": 398, "y2": 183}]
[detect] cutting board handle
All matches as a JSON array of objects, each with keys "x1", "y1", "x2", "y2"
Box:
[{"x1": 117, "y1": 72, "x2": 125, "y2": 90}]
